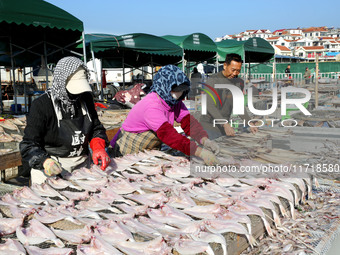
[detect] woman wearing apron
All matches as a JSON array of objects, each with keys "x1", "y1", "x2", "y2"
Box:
[
  {"x1": 20, "y1": 57, "x2": 110, "y2": 184},
  {"x1": 111, "y1": 64, "x2": 219, "y2": 165}
]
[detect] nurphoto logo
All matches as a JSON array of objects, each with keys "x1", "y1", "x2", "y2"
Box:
[{"x1": 200, "y1": 83, "x2": 312, "y2": 127}]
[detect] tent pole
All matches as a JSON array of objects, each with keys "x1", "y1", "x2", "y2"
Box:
[
  {"x1": 151, "y1": 56, "x2": 154, "y2": 80},
  {"x1": 100, "y1": 59, "x2": 104, "y2": 100},
  {"x1": 123, "y1": 51, "x2": 125, "y2": 90},
  {"x1": 182, "y1": 49, "x2": 185, "y2": 72},
  {"x1": 215, "y1": 53, "x2": 218, "y2": 73},
  {"x1": 44, "y1": 39, "x2": 49, "y2": 89},
  {"x1": 9, "y1": 37, "x2": 18, "y2": 114},
  {"x1": 91, "y1": 49, "x2": 100, "y2": 98},
  {"x1": 243, "y1": 49, "x2": 246, "y2": 84},
  {"x1": 23, "y1": 68, "x2": 27, "y2": 113},
  {"x1": 0, "y1": 67, "x2": 3, "y2": 113},
  {"x1": 82, "y1": 31, "x2": 87, "y2": 63}
]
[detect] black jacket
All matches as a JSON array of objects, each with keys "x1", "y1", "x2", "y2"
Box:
[{"x1": 20, "y1": 92, "x2": 108, "y2": 170}]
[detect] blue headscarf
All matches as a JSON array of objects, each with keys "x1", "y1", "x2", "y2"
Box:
[{"x1": 150, "y1": 65, "x2": 190, "y2": 106}]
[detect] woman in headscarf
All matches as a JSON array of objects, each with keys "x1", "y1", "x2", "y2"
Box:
[
  {"x1": 20, "y1": 56, "x2": 110, "y2": 185},
  {"x1": 111, "y1": 64, "x2": 219, "y2": 165}
]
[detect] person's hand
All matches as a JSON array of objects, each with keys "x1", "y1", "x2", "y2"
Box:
[
  {"x1": 248, "y1": 121, "x2": 259, "y2": 134},
  {"x1": 90, "y1": 138, "x2": 111, "y2": 170},
  {"x1": 249, "y1": 126, "x2": 258, "y2": 134},
  {"x1": 223, "y1": 123, "x2": 235, "y2": 136},
  {"x1": 195, "y1": 147, "x2": 220, "y2": 165},
  {"x1": 202, "y1": 138, "x2": 220, "y2": 155},
  {"x1": 43, "y1": 158, "x2": 62, "y2": 176}
]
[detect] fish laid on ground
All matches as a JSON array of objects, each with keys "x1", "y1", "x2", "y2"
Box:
[
  {"x1": 47, "y1": 177, "x2": 83, "y2": 191},
  {"x1": 0, "y1": 218, "x2": 23, "y2": 236},
  {"x1": 25, "y1": 245, "x2": 73, "y2": 255},
  {"x1": 147, "y1": 204, "x2": 194, "y2": 228},
  {"x1": 12, "y1": 187, "x2": 48, "y2": 205},
  {"x1": 16, "y1": 219, "x2": 64, "y2": 247},
  {"x1": 121, "y1": 218, "x2": 161, "y2": 238},
  {"x1": 172, "y1": 237, "x2": 214, "y2": 255},
  {"x1": 116, "y1": 236, "x2": 171, "y2": 255},
  {"x1": 0, "y1": 239, "x2": 25, "y2": 255},
  {"x1": 30, "y1": 183, "x2": 67, "y2": 201},
  {"x1": 77, "y1": 236, "x2": 122, "y2": 255},
  {"x1": 94, "y1": 220, "x2": 134, "y2": 244},
  {"x1": 162, "y1": 162, "x2": 190, "y2": 178},
  {"x1": 60, "y1": 190, "x2": 89, "y2": 201},
  {"x1": 33, "y1": 208, "x2": 81, "y2": 225},
  {"x1": 204, "y1": 219, "x2": 257, "y2": 248},
  {"x1": 126, "y1": 191, "x2": 169, "y2": 207},
  {"x1": 52, "y1": 225, "x2": 93, "y2": 244}
]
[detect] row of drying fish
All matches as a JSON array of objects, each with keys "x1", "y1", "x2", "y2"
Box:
[
  {"x1": 241, "y1": 187, "x2": 340, "y2": 255},
  {"x1": 0, "y1": 150, "x2": 318, "y2": 254}
]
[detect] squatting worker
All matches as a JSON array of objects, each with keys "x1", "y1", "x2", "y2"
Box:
[
  {"x1": 20, "y1": 56, "x2": 111, "y2": 184},
  {"x1": 111, "y1": 65, "x2": 220, "y2": 165},
  {"x1": 199, "y1": 53, "x2": 258, "y2": 139}
]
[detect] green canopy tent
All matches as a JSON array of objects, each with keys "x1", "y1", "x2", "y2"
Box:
[
  {"x1": 84, "y1": 33, "x2": 183, "y2": 90},
  {"x1": 162, "y1": 33, "x2": 217, "y2": 72},
  {"x1": 216, "y1": 37, "x2": 274, "y2": 63},
  {"x1": 0, "y1": 0, "x2": 84, "y2": 113},
  {"x1": 216, "y1": 37, "x2": 275, "y2": 82}
]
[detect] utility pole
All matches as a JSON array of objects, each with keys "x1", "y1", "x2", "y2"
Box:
[{"x1": 315, "y1": 54, "x2": 319, "y2": 108}]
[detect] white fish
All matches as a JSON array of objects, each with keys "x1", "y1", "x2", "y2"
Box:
[
  {"x1": 16, "y1": 219, "x2": 64, "y2": 247},
  {"x1": 77, "y1": 236, "x2": 122, "y2": 255},
  {"x1": 0, "y1": 239, "x2": 25, "y2": 255},
  {"x1": 126, "y1": 191, "x2": 169, "y2": 207},
  {"x1": 167, "y1": 192, "x2": 197, "y2": 209},
  {"x1": 162, "y1": 162, "x2": 190, "y2": 178},
  {"x1": 74, "y1": 178, "x2": 108, "y2": 192},
  {"x1": 0, "y1": 218, "x2": 23, "y2": 236},
  {"x1": 121, "y1": 218, "x2": 161, "y2": 238},
  {"x1": 25, "y1": 245, "x2": 73, "y2": 255},
  {"x1": 229, "y1": 200, "x2": 274, "y2": 237},
  {"x1": 107, "y1": 178, "x2": 141, "y2": 195},
  {"x1": 204, "y1": 219, "x2": 257, "y2": 248},
  {"x1": 172, "y1": 238, "x2": 214, "y2": 255},
  {"x1": 47, "y1": 177, "x2": 82, "y2": 191},
  {"x1": 30, "y1": 183, "x2": 67, "y2": 201},
  {"x1": 116, "y1": 236, "x2": 171, "y2": 255},
  {"x1": 190, "y1": 231, "x2": 227, "y2": 255},
  {"x1": 60, "y1": 190, "x2": 89, "y2": 201},
  {"x1": 33, "y1": 208, "x2": 80, "y2": 225},
  {"x1": 52, "y1": 225, "x2": 93, "y2": 244},
  {"x1": 94, "y1": 220, "x2": 134, "y2": 244},
  {"x1": 147, "y1": 205, "x2": 193, "y2": 228}
]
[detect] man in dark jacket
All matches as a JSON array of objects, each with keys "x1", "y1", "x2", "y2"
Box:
[
  {"x1": 199, "y1": 53, "x2": 258, "y2": 139},
  {"x1": 20, "y1": 57, "x2": 110, "y2": 184}
]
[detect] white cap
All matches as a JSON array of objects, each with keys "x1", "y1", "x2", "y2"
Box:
[{"x1": 66, "y1": 67, "x2": 92, "y2": 94}]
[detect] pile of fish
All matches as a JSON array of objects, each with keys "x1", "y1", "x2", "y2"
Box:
[
  {"x1": 0, "y1": 118, "x2": 26, "y2": 155},
  {"x1": 0, "y1": 149, "x2": 331, "y2": 254}
]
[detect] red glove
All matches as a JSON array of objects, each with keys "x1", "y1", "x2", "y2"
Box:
[{"x1": 90, "y1": 138, "x2": 111, "y2": 170}]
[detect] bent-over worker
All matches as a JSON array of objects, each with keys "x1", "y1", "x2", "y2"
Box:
[{"x1": 111, "y1": 65, "x2": 219, "y2": 165}]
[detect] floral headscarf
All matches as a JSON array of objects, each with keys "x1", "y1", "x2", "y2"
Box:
[{"x1": 150, "y1": 65, "x2": 190, "y2": 106}]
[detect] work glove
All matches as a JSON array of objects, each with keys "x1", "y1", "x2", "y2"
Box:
[
  {"x1": 90, "y1": 137, "x2": 111, "y2": 171},
  {"x1": 196, "y1": 147, "x2": 220, "y2": 166},
  {"x1": 43, "y1": 158, "x2": 62, "y2": 176},
  {"x1": 202, "y1": 138, "x2": 220, "y2": 155}
]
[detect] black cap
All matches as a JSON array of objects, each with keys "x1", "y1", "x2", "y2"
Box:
[{"x1": 172, "y1": 83, "x2": 190, "y2": 92}]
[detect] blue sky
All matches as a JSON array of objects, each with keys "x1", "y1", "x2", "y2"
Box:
[{"x1": 46, "y1": 0, "x2": 339, "y2": 40}]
